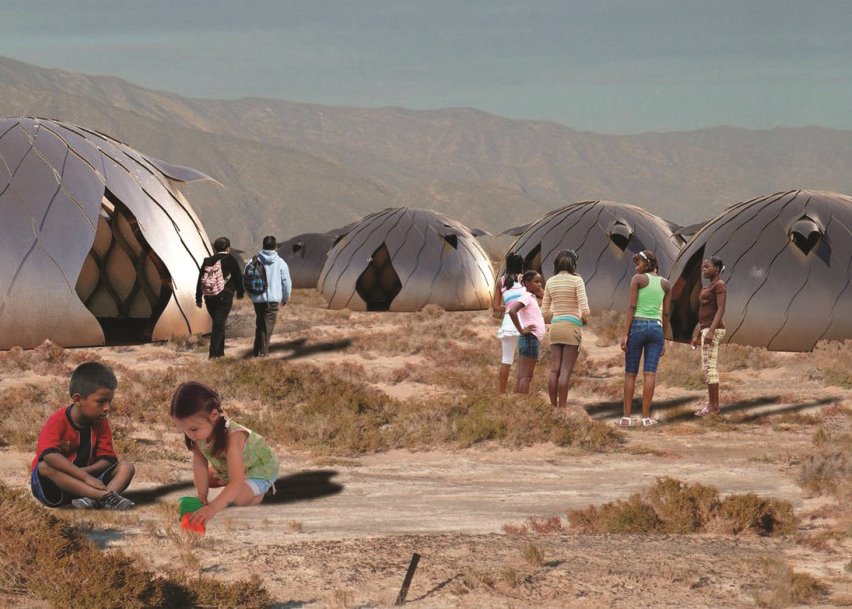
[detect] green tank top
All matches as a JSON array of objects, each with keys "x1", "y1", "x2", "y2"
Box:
[
  {"x1": 635, "y1": 274, "x2": 664, "y2": 320},
  {"x1": 196, "y1": 420, "x2": 279, "y2": 483}
]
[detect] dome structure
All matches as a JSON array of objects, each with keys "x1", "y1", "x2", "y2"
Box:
[
  {"x1": 317, "y1": 207, "x2": 494, "y2": 311},
  {"x1": 669, "y1": 189, "x2": 852, "y2": 351},
  {"x1": 0, "y1": 117, "x2": 214, "y2": 348},
  {"x1": 278, "y1": 232, "x2": 342, "y2": 289},
  {"x1": 507, "y1": 200, "x2": 682, "y2": 312}
]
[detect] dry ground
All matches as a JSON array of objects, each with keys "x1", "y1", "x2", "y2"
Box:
[{"x1": 1, "y1": 290, "x2": 850, "y2": 608}]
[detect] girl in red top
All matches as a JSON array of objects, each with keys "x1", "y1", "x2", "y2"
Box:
[{"x1": 691, "y1": 257, "x2": 727, "y2": 416}]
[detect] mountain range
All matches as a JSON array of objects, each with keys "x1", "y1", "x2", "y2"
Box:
[{"x1": 4, "y1": 55, "x2": 852, "y2": 248}]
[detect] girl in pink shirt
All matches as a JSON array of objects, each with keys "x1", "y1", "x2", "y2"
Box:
[{"x1": 507, "y1": 270, "x2": 545, "y2": 394}]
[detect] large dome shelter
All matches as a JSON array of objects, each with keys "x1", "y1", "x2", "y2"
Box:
[
  {"x1": 0, "y1": 117, "x2": 214, "y2": 349},
  {"x1": 279, "y1": 230, "x2": 346, "y2": 289},
  {"x1": 318, "y1": 207, "x2": 494, "y2": 311},
  {"x1": 669, "y1": 189, "x2": 852, "y2": 351},
  {"x1": 507, "y1": 200, "x2": 682, "y2": 312}
]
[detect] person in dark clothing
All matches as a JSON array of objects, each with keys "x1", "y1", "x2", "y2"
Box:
[{"x1": 196, "y1": 237, "x2": 245, "y2": 358}]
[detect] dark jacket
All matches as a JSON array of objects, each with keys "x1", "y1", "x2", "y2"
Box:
[{"x1": 196, "y1": 252, "x2": 245, "y2": 304}]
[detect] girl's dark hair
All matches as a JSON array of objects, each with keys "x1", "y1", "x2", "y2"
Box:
[
  {"x1": 708, "y1": 256, "x2": 725, "y2": 273},
  {"x1": 502, "y1": 252, "x2": 524, "y2": 289},
  {"x1": 522, "y1": 269, "x2": 540, "y2": 284},
  {"x1": 553, "y1": 249, "x2": 578, "y2": 274},
  {"x1": 170, "y1": 381, "x2": 228, "y2": 456},
  {"x1": 632, "y1": 250, "x2": 658, "y2": 272}
]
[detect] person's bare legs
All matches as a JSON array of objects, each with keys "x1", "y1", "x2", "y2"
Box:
[
  {"x1": 36, "y1": 460, "x2": 135, "y2": 499},
  {"x1": 708, "y1": 383, "x2": 720, "y2": 413},
  {"x1": 515, "y1": 357, "x2": 537, "y2": 394},
  {"x1": 498, "y1": 363, "x2": 512, "y2": 394},
  {"x1": 623, "y1": 373, "x2": 637, "y2": 417},
  {"x1": 557, "y1": 345, "x2": 580, "y2": 408},
  {"x1": 642, "y1": 372, "x2": 657, "y2": 418},
  {"x1": 548, "y1": 345, "x2": 564, "y2": 406},
  {"x1": 105, "y1": 461, "x2": 135, "y2": 493}
]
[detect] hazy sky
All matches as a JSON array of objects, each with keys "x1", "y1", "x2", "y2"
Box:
[{"x1": 2, "y1": 0, "x2": 852, "y2": 133}]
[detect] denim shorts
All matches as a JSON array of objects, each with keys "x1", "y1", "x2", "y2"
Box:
[
  {"x1": 518, "y1": 333, "x2": 541, "y2": 359},
  {"x1": 31, "y1": 460, "x2": 118, "y2": 507},
  {"x1": 246, "y1": 477, "x2": 277, "y2": 497},
  {"x1": 625, "y1": 319, "x2": 665, "y2": 374}
]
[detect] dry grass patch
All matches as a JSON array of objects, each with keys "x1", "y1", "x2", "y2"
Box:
[
  {"x1": 723, "y1": 344, "x2": 781, "y2": 370},
  {"x1": 798, "y1": 404, "x2": 851, "y2": 500},
  {"x1": 656, "y1": 343, "x2": 704, "y2": 389},
  {"x1": 754, "y1": 559, "x2": 829, "y2": 608},
  {"x1": 561, "y1": 477, "x2": 796, "y2": 536},
  {"x1": 591, "y1": 309, "x2": 624, "y2": 346},
  {"x1": 811, "y1": 339, "x2": 852, "y2": 388},
  {"x1": 0, "y1": 483, "x2": 272, "y2": 609}
]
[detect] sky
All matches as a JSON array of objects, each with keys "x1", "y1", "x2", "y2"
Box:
[{"x1": 2, "y1": 0, "x2": 852, "y2": 134}]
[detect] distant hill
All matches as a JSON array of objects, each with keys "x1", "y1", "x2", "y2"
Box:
[{"x1": 4, "y1": 56, "x2": 852, "y2": 247}]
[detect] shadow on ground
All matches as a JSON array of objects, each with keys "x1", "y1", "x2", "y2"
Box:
[
  {"x1": 264, "y1": 469, "x2": 343, "y2": 505},
  {"x1": 122, "y1": 470, "x2": 343, "y2": 506},
  {"x1": 240, "y1": 337, "x2": 352, "y2": 360},
  {"x1": 587, "y1": 395, "x2": 840, "y2": 424}
]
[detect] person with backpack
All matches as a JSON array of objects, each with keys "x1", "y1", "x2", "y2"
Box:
[
  {"x1": 196, "y1": 237, "x2": 245, "y2": 359},
  {"x1": 244, "y1": 235, "x2": 291, "y2": 357}
]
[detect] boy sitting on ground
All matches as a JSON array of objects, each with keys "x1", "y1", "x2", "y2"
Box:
[{"x1": 30, "y1": 362, "x2": 136, "y2": 510}]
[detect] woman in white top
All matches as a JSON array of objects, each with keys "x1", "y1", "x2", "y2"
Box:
[{"x1": 492, "y1": 252, "x2": 525, "y2": 393}]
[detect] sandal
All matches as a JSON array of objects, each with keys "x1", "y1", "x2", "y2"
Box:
[
  {"x1": 694, "y1": 406, "x2": 712, "y2": 417},
  {"x1": 641, "y1": 417, "x2": 658, "y2": 427},
  {"x1": 617, "y1": 416, "x2": 633, "y2": 427}
]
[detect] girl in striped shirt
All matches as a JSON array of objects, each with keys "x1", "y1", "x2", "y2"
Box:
[{"x1": 541, "y1": 250, "x2": 590, "y2": 408}]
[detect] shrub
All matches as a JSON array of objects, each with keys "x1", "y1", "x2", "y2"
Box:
[
  {"x1": 0, "y1": 483, "x2": 272, "y2": 609},
  {"x1": 811, "y1": 339, "x2": 852, "y2": 388},
  {"x1": 565, "y1": 477, "x2": 797, "y2": 536},
  {"x1": 716, "y1": 493, "x2": 797, "y2": 536}
]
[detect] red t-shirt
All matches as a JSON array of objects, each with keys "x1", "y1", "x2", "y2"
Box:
[{"x1": 31, "y1": 405, "x2": 117, "y2": 471}]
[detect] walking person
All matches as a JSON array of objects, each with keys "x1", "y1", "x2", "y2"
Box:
[
  {"x1": 620, "y1": 250, "x2": 671, "y2": 427},
  {"x1": 541, "y1": 249, "x2": 590, "y2": 408},
  {"x1": 492, "y1": 253, "x2": 525, "y2": 393},
  {"x1": 196, "y1": 237, "x2": 245, "y2": 359},
  {"x1": 507, "y1": 270, "x2": 546, "y2": 395},
  {"x1": 692, "y1": 256, "x2": 727, "y2": 416},
  {"x1": 245, "y1": 235, "x2": 292, "y2": 357}
]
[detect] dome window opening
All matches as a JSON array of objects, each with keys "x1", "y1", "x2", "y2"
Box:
[
  {"x1": 74, "y1": 192, "x2": 173, "y2": 344},
  {"x1": 355, "y1": 243, "x2": 402, "y2": 311}
]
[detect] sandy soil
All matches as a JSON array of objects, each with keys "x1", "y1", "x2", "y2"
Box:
[{"x1": 1, "y1": 295, "x2": 850, "y2": 608}]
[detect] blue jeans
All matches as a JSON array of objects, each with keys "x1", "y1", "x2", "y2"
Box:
[{"x1": 625, "y1": 319, "x2": 664, "y2": 374}]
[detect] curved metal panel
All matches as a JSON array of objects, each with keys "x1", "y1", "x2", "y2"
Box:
[
  {"x1": 318, "y1": 207, "x2": 495, "y2": 311},
  {"x1": 278, "y1": 232, "x2": 338, "y2": 289},
  {"x1": 668, "y1": 190, "x2": 852, "y2": 351},
  {"x1": 0, "y1": 117, "x2": 213, "y2": 349},
  {"x1": 507, "y1": 201, "x2": 682, "y2": 314}
]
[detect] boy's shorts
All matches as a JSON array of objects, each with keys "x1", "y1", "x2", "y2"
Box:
[{"x1": 31, "y1": 461, "x2": 119, "y2": 508}]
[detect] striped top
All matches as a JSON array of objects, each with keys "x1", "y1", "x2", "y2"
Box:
[{"x1": 542, "y1": 272, "x2": 590, "y2": 322}]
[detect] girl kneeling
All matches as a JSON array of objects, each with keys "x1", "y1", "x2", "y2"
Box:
[{"x1": 171, "y1": 381, "x2": 280, "y2": 527}]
